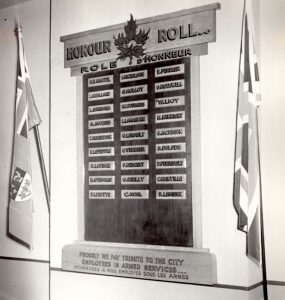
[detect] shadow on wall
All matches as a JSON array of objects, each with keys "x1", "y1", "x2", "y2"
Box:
[{"x1": 0, "y1": 290, "x2": 17, "y2": 300}]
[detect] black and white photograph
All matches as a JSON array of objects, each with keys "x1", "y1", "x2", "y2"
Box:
[{"x1": 0, "y1": 0, "x2": 284, "y2": 299}]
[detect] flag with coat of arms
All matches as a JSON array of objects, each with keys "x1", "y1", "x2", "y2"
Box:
[{"x1": 9, "y1": 22, "x2": 41, "y2": 248}]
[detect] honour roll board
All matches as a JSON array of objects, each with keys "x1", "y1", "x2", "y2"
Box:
[{"x1": 83, "y1": 58, "x2": 192, "y2": 246}]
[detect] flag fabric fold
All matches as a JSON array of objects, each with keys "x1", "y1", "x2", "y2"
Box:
[
  {"x1": 233, "y1": 0, "x2": 262, "y2": 263},
  {"x1": 8, "y1": 23, "x2": 41, "y2": 248}
]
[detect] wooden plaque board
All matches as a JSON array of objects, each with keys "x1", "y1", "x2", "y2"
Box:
[{"x1": 61, "y1": 3, "x2": 220, "y2": 285}]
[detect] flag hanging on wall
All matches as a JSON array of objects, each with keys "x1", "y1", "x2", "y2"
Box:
[
  {"x1": 233, "y1": 0, "x2": 262, "y2": 263},
  {"x1": 8, "y1": 22, "x2": 41, "y2": 248}
]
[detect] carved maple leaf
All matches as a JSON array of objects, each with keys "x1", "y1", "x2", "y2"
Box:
[{"x1": 113, "y1": 14, "x2": 150, "y2": 65}]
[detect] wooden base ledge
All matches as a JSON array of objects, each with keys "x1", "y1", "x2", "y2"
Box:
[{"x1": 62, "y1": 242, "x2": 217, "y2": 285}]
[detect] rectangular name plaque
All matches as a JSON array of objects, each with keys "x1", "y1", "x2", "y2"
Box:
[
  {"x1": 156, "y1": 127, "x2": 185, "y2": 138},
  {"x1": 155, "y1": 79, "x2": 185, "y2": 93},
  {"x1": 89, "y1": 161, "x2": 115, "y2": 171},
  {"x1": 121, "y1": 130, "x2": 148, "y2": 141},
  {"x1": 88, "y1": 75, "x2": 113, "y2": 87},
  {"x1": 121, "y1": 115, "x2": 148, "y2": 126},
  {"x1": 120, "y1": 70, "x2": 148, "y2": 82},
  {"x1": 121, "y1": 175, "x2": 149, "y2": 185},
  {"x1": 120, "y1": 85, "x2": 148, "y2": 97},
  {"x1": 89, "y1": 190, "x2": 115, "y2": 199},
  {"x1": 88, "y1": 104, "x2": 113, "y2": 115},
  {"x1": 88, "y1": 118, "x2": 114, "y2": 129},
  {"x1": 88, "y1": 133, "x2": 114, "y2": 143},
  {"x1": 120, "y1": 100, "x2": 148, "y2": 112},
  {"x1": 155, "y1": 96, "x2": 185, "y2": 108},
  {"x1": 88, "y1": 89, "x2": 113, "y2": 101},
  {"x1": 121, "y1": 190, "x2": 149, "y2": 199},
  {"x1": 88, "y1": 147, "x2": 114, "y2": 157},
  {"x1": 155, "y1": 63, "x2": 185, "y2": 77},
  {"x1": 89, "y1": 176, "x2": 115, "y2": 185},
  {"x1": 121, "y1": 145, "x2": 148, "y2": 155}
]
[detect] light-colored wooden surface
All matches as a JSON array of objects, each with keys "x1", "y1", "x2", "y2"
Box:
[
  {"x1": 62, "y1": 242, "x2": 217, "y2": 285},
  {"x1": 61, "y1": 4, "x2": 219, "y2": 68}
]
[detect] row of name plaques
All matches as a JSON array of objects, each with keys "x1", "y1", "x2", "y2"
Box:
[{"x1": 83, "y1": 58, "x2": 192, "y2": 245}]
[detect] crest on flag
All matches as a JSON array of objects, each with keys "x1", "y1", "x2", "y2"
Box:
[{"x1": 10, "y1": 167, "x2": 32, "y2": 202}]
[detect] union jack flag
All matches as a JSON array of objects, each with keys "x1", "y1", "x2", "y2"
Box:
[
  {"x1": 233, "y1": 0, "x2": 262, "y2": 263},
  {"x1": 9, "y1": 22, "x2": 41, "y2": 248}
]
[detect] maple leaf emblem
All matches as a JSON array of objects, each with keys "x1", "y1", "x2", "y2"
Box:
[{"x1": 114, "y1": 14, "x2": 150, "y2": 65}]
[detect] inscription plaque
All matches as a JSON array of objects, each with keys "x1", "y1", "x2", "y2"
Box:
[
  {"x1": 88, "y1": 147, "x2": 114, "y2": 157},
  {"x1": 121, "y1": 145, "x2": 148, "y2": 155},
  {"x1": 120, "y1": 100, "x2": 148, "y2": 112},
  {"x1": 89, "y1": 190, "x2": 115, "y2": 199},
  {"x1": 88, "y1": 75, "x2": 113, "y2": 87},
  {"x1": 120, "y1": 85, "x2": 148, "y2": 97},
  {"x1": 88, "y1": 104, "x2": 113, "y2": 115},
  {"x1": 89, "y1": 176, "x2": 115, "y2": 185},
  {"x1": 89, "y1": 161, "x2": 115, "y2": 171},
  {"x1": 88, "y1": 118, "x2": 114, "y2": 129},
  {"x1": 155, "y1": 79, "x2": 185, "y2": 92},
  {"x1": 121, "y1": 175, "x2": 149, "y2": 184},
  {"x1": 61, "y1": 2, "x2": 220, "y2": 285},
  {"x1": 155, "y1": 96, "x2": 185, "y2": 108},
  {"x1": 88, "y1": 89, "x2": 113, "y2": 101},
  {"x1": 88, "y1": 133, "x2": 114, "y2": 143},
  {"x1": 120, "y1": 70, "x2": 148, "y2": 82},
  {"x1": 121, "y1": 190, "x2": 149, "y2": 199},
  {"x1": 156, "y1": 127, "x2": 185, "y2": 138}
]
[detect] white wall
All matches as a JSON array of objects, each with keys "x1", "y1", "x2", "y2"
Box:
[
  {"x1": 0, "y1": 0, "x2": 50, "y2": 298},
  {"x1": 260, "y1": 0, "x2": 285, "y2": 284}
]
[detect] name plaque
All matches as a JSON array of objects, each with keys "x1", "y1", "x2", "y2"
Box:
[
  {"x1": 88, "y1": 89, "x2": 113, "y2": 101},
  {"x1": 121, "y1": 160, "x2": 149, "y2": 170},
  {"x1": 89, "y1": 176, "x2": 115, "y2": 185},
  {"x1": 156, "y1": 158, "x2": 186, "y2": 169},
  {"x1": 155, "y1": 79, "x2": 185, "y2": 92},
  {"x1": 89, "y1": 147, "x2": 114, "y2": 157},
  {"x1": 88, "y1": 118, "x2": 114, "y2": 129},
  {"x1": 156, "y1": 111, "x2": 185, "y2": 123},
  {"x1": 120, "y1": 85, "x2": 148, "y2": 97},
  {"x1": 156, "y1": 127, "x2": 185, "y2": 138},
  {"x1": 88, "y1": 104, "x2": 113, "y2": 115},
  {"x1": 156, "y1": 190, "x2": 186, "y2": 200},
  {"x1": 155, "y1": 96, "x2": 185, "y2": 108},
  {"x1": 89, "y1": 161, "x2": 115, "y2": 171},
  {"x1": 121, "y1": 100, "x2": 148, "y2": 112},
  {"x1": 120, "y1": 70, "x2": 148, "y2": 82},
  {"x1": 121, "y1": 175, "x2": 149, "y2": 185},
  {"x1": 156, "y1": 143, "x2": 186, "y2": 154},
  {"x1": 155, "y1": 63, "x2": 185, "y2": 77},
  {"x1": 156, "y1": 174, "x2": 186, "y2": 184},
  {"x1": 88, "y1": 133, "x2": 114, "y2": 143},
  {"x1": 88, "y1": 75, "x2": 113, "y2": 87},
  {"x1": 89, "y1": 190, "x2": 115, "y2": 199},
  {"x1": 121, "y1": 190, "x2": 149, "y2": 199},
  {"x1": 121, "y1": 115, "x2": 148, "y2": 126},
  {"x1": 121, "y1": 130, "x2": 148, "y2": 141},
  {"x1": 121, "y1": 145, "x2": 148, "y2": 155}
]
